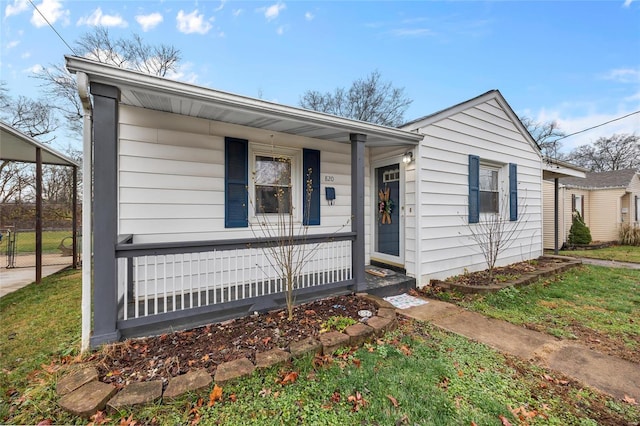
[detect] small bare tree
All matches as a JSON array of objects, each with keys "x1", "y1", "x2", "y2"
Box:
[
  {"x1": 462, "y1": 192, "x2": 530, "y2": 282},
  {"x1": 249, "y1": 158, "x2": 317, "y2": 320}
]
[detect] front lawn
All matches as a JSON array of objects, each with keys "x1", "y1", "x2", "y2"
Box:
[
  {"x1": 2, "y1": 269, "x2": 639, "y2": 425},
  {"x1": 453, "y1": 265, "x2": 640, "y2": 363},
  {"x1": 558, "y1": 245, "x2": 640, "y2": 263}
]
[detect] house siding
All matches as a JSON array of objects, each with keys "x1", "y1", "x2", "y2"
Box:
[
  {"x1": 118, "y1": 105, "x2": 367, "y2": 249},
  {"x1": 588, "y1": 188, "x2": 625, "y2": 242},
  {"x1": 403, "y1": 98, "x2": 543, "y2": 284}
]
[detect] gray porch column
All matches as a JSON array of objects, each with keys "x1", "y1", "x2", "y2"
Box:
[
  {"x1": 350, "y1": 133, "x2": 366, "y2": 292},
  {"x1": 90, "y1": 83, "x2": 121, "y2": 348},
  {"x1": 35, "y1": 147, "x2": 42, "y2": 284},
  {"x1": 554, "y1": 177, "x2": 559, "y2": 255}
]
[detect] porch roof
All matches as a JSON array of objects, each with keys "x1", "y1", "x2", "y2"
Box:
[
  {"x1": 542, "y1": 157, "x2": 587, "y2": 180},
  {"x1": 65, "y1": 56, "x2": 423, "y2": 148},
  {"x1": 0, "y1": 121, "x2": 78, "y2": 166}
]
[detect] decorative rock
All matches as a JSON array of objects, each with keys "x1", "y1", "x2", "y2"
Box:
[
  {"x1": 214, "y1": 358, "x2": 255, "y2": 384},
  {"x1": 107, "y1": 380, "x2": 163, "y2": 411},
  {"x1": 58, "y1": 381, "x2": 116, "y2": 418},
  {"x1": 164, "y1": 369, "x2": 212, "y2": 400},
  {"x1": 367, "y1": 315, "x2": 397, "y2": 336},
  {"x1": 344, "y1": 323, "x2": 374, "y2": 347},
  {"x1": 255, "y1": 349, "x2": 291, "y2": 368},
  {"x1": 56, "y1": 366, "x2": 99, "y2": 396},
  {"x1": 319, "y1": 331, "x2": 350, "y2": 354},
  {"x1": 357, "y1": 293, "x2": 396, "y2": 309},
  {"x1": 288, "y1": 337, "x2": 322, "y2": 357},
  {"x1": 376, "y1": 307, "x2": 397, "y2": 319}
]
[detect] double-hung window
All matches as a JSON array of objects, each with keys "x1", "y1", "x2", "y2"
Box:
[
  {"x1": 479, "y1": 166, "x2": 499, "y2": 214},
  {"x1": 254, "y1": 155, "x2": 292, "y2": 214}
]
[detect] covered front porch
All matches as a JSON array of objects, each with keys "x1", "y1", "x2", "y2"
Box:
[{"x1": 66, "y1": 56, "x2": 423, "y2": 349}]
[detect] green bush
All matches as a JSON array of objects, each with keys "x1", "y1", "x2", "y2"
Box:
[{"x1": 568, "y1": 211, "x2": 592, "y2": 245}]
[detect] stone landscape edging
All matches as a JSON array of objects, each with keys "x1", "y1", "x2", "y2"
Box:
[
  {"x1": 433, "y1": 256, "x2": 582, "y2": 295},
  {"x1": 57, "y1": 293, "x2": 397, "y2": 417}
]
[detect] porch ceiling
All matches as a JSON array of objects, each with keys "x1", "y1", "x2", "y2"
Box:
[
  {"x1": 0, "y1": 121, "x2": 78, "y2": 166},
  {"x1": 65, "y1": 56, "x2": 423, "y2": 148}
]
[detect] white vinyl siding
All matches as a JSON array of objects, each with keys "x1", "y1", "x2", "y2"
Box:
[
  {"x1": 118, "y1": 105, "x2": 364, "y2": 245},
  {"x1": 402, "y1": 97, "x2": 543, "y2": 284}
]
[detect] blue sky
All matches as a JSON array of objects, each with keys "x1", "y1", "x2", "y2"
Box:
[{"x1": 1, "y1": 0, "x2": 639, "y2": 153}]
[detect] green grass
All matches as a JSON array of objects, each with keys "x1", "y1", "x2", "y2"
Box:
[
  {"x1": 0, "y1": 269, "x2": 81, "y2": 422},
  {"x1": 2, "y1": 230, "x2": 73, "y2": 254},
  {"x1": 558, "y1": 245, "x2": 640, "y2": 263},
  {"x1": 460, "y1": 265, "x2": 640, "y2": 344},
  {"x1": 2, "y1": 269, "x2": 639, "y2": 425}
]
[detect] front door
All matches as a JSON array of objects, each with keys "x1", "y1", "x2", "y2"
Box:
[{"x1": 375, "y1": 164, "x2": 401, "y2": 259}]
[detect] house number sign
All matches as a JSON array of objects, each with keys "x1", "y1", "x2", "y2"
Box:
[{"x1": 324, "y1": 175, "x2": 335, "y2": 182}]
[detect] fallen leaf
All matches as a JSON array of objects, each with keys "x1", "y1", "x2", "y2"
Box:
[
  {"x1": 331, "y1": 391, "x2": 341, "y2": 403},
  {"x1": 258, "y1": 388, "x2": 271, "y2": 397},
  {"x1": 457, "y1": 370, "x2": 464, "y2": 378},
  {"x1": 119, "y1": 414, "x2": 137, "y2": 426},
  {"x1": 304, "y1": 309, "x2": 316, "y2": 316},
  {"x1": 498, "y1": 415, "x2": 512, "y2": 426},
  {"x1": 208, "y1": 384, "x2": 223, "y2": 407},
  {"x1": 201, "y1": 354, "x2": 210, "y2": 362},
  {"x1": 88, "y1": 410, "x2": 112, "y2": 426},
  {"x1": 399, "y1": 345, "x2": 412, "y2": 356},
  {"x1": 228, "y1": 393, "x2": 237, "y2": 402},
  {"x1": 395, "y1": 414, "x2": 409, "y2": 425},
  {"x1": 280, "y1": 371, "x2": 299, "y2": 385},
  {"x1": 623, "y1": 395, "x2": 637, "y2": 405},
  {"x1": 262, "y1": 337, "x2": 272, "y2": 345},
  {"x1": 471, "y1": 422, "x2": 478, "y2": 426},
  {"x1": 36, "y1": 420, "x2": 53, "y2": 425},
  {"x1": 352, "y1": 358, "x2": 361, "y2": 368},
  {"x1": 386, "y1": 394, "x2": 399, "y2": 408}
]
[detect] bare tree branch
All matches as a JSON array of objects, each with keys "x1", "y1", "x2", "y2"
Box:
[{"x1": 566, "y1": 133, "x2": 639, "y2": 172}]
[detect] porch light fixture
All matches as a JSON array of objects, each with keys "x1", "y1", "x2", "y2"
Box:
[{"x1": 403, "y1": 151, "x2": 413, "y2": 164}]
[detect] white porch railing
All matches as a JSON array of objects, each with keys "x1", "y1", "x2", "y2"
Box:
[{"x1": 116, "y1": 235, "x2": 354, "y2": 321}]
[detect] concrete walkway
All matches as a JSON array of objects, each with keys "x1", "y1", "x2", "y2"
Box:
[
  {"x1": 0, "y1": 264, "x2": 70, "y2": 298},
  {"x1": 574, "y1": 257, "x2": 640, "y2": 269},
  {"x1": 400, "y1": 298, "x2": 640, "y2": 402}
]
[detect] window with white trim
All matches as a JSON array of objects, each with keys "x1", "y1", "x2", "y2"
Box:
[
  {"x1": 573, "y1": 194, "x2": 583, "y2": 217},
  {"x1": 250, "y1": 145, "x2": 301, "y2": 220},
  {"x1": 479, "y1": 166, "x2": 499, "y2": 214}
]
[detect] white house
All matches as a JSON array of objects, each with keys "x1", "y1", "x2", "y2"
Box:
[{"x1": 66, "y1": 56, "x2": 582, "y2": 349}]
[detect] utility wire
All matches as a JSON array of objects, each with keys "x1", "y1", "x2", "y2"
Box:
[
  {"x1": 28, "y1": 0, "x2": 77, "y2": 56},
  {"x1": 554, "y1": 110, "x2": 640, "y2": 142}
]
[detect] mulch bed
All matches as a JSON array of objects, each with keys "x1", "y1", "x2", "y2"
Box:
[
  {"x1": 437, "y1": 257, "x2": 569, "y2": 287},
  {"x1": 88, "y1": 295, "x2": 377, "y2": 388}
]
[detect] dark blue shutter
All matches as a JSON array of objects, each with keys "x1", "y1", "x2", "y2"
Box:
[
  {"x1": 225, "y1": 137, "x2": 248, "y2": 228},
  {"x1": 303, "y1": 148, "x2": 320, "y2": 225},
  {"x1": 468, "y1": 155, "x2": 480, "y2": 223},
  {"x1": 509, "y1": 163, "x2": 518, "y2": 221}
]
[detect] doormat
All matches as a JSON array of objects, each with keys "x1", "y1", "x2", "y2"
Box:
[{"x1": 383, "y1": 293, "x2": 428, "y2": 309}]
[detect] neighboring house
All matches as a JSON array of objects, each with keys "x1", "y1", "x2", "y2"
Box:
[
  {"x1": 543, "y1": 169, "x2": 640, "y2": 248},
  {"x1": 65, "y1": 56, "x2": 582, "y2": 349}
]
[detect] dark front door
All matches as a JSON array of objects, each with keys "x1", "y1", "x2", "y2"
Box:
[{"x1": 375, "y1": 164, "x2": 400, "y2": 256}]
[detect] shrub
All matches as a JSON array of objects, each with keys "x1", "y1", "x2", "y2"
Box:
[
  {"x1": 568, "y1": 211, "x2": 592, "y2": 245},
  {"x1": 619, "y1": 223, "x2": 640, "y2": 246}
]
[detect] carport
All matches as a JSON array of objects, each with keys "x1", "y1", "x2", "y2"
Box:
[{"x1": 0, "y1": 121, "x2": 79, "y2": 283}]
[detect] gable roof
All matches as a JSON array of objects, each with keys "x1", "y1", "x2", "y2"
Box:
[
  {"x1": 560, "y1": 168, "x2": 639, "y2": 189},
  {"x1": 65, "y1": 56, "x2": 423, "y2": 148},
  {"x1": 399, "y1": 89, "x2": 541, "y2": 156}
]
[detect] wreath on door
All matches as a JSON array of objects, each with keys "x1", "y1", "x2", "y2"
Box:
[{"x1": 378, "y1": 187, "x2": 394, "y2": 224}]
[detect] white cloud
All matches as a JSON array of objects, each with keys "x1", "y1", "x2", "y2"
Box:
[
  {"x1": 77, "y1": 8, "x2": 128, "y2": 28},
  {"x1": 532, "y1": 105, "x2": 640, "y2": 151},
  {"x1": 30, "y1": 0, "x2": 70, "y2": 28},
  {"x1": 5, "y1": 0, "x2": 29, "y2": 17},
  {"x1": 136, "y1": 12, "x2": 163, "y2": 31},
  {"x1": 213, "y1": 0, "x2": 227, "y2": 13},
  {"x1": 623, "y1": 0, "x2": 633, "y2": 7},
  {"x1": 276, "y1": 25, "x2": 285, "y2": 35},
  {"x1": 232, "y1": 9, "x2": 243, "y2": 17},
  {"x1": 176, "y1": 9, "x2": 212, "y2": 34},
  {"x1": 389, "y1": 28, "x2": 435, "y2": 37},
  {"x1": 24, "y1": 64, "x2": 44, "y2": 74},
  {"x1": 21, "y1": 51, "x2": 31, "y2": 59},
  {"x1": 7, "y1": 40, "x2": 20, "y2": 49},
  {"x1": 262, "y1": 2, "x2": 285, "y2": 21},
  {"x1": 603, "y1": 68, "x2": 640, "y2": 83},
  {"x1": 305, "y1": 11, "x2": 314, "y2": 21},
  {"x1": 165, "y1": 61, "x2": 199, "y2": 84}
]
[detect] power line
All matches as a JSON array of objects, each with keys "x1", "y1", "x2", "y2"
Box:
[
  {"x1": 554, "y1": 110, "x2": 640, "y2": 142},
  {"x1": 27, "y1": 0, "x2": 77, "y2": 56}
]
